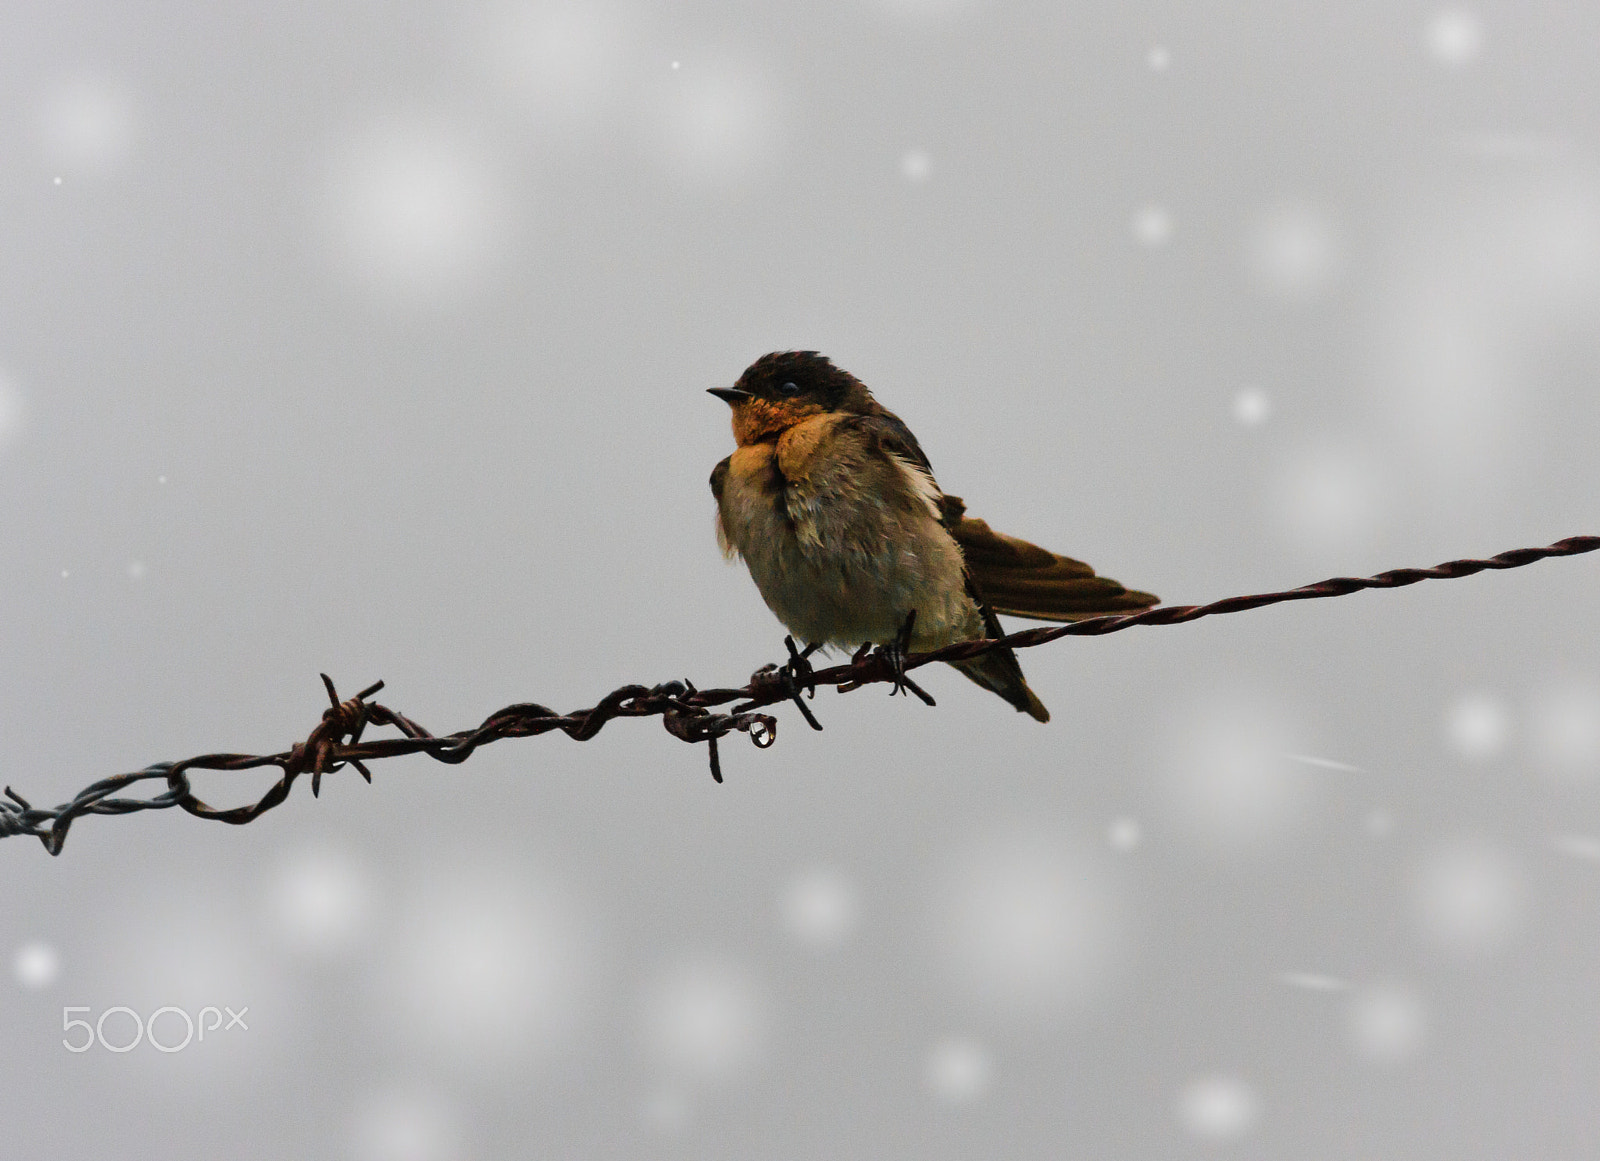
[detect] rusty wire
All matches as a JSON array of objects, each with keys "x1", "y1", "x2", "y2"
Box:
[{"x1": 3, "y1": 534, "x2": 1596, "y2": 856}]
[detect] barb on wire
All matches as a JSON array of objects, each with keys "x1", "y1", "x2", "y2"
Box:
[{"x1": 3, "y1": 534, "x2": 1596, "y2": 856}]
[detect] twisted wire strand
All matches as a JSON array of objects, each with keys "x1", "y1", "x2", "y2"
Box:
[{"x1": 4, "y1": 534, "x2": 1596, "y2": 855}]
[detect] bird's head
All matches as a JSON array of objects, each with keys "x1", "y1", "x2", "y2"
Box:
[{"x1": 709, "y1": 351, "x2": 874, "y2": 446}]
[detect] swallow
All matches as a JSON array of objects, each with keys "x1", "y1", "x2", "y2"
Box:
[{"x1": 707, "y1": 351, "x2": 1158, "y2": 722}]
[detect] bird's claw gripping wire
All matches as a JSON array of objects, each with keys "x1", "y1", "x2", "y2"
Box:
[
  {"x1": 842, "y1": 611, "x2": 936, "y2": 706},
  {"x1": 751, "y1": 635, "x2": 824, "y2": 731}
]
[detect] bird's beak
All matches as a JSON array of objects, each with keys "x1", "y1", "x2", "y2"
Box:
[{"x1": 707, "y1": 386, "x2": 753, "y2": 404}]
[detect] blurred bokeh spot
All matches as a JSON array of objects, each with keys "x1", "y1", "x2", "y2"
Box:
[
  {"x1": 11, "y1": 940, "x2": 59, "y2": 989},
  {"x1": 1232, "y1": 386, "x2": 1271, "y2": 428},
  {"x1": 653, "y1": 50, "x2": 782, "y2": 193},
  {"x1": 1424, "y1": 9, "x2": 1485, "y2": 67},
  {"x1": 1245, "y1": 203, "x2": 1345, "y2": 301},
  {"x1": 1443, "y1": 691, "x2": 1512, "y2": 761},
  {"x1": 318, "y1": 119, "x2": 514, "y2": 306},
  {"x1": 1270, "y1": 438, "x2": 1387, "y2": 560},
  {"x1": 478, "y1": 0, "x2": 636, "y2": 140},
  {"x1": 32, "y1": 73, "x2": 136, "y2": 178},
  {"x1": 924, "y1": 1037, "x2": 993, "y2": 1104},
  {"x1": 901, "y1": 148, "x2": 932, "y2": 184},
  {"x1": 1175, "y1": 1073, "x2": 1261, "y2": 1141},
  {"x1": 263, "y1": 846, "x2": 375, "y2": 959},
  {"x1": 1131, "y1": 204, "x2": 1174, "y2": 248},
  {"x1": 1158, "y1": 686, "x2": 1315, "y2": 855},
  {"x1": 348, "y1": 1083, "x2": 462, "y2": 1161},
  {"x1": 1409, "y1": 833, "x2": 1527, "y2": 957},
  {"x1": 641, "y1": 955, "x2": 770, "y2": 1087},
  {"x1": 1346, "y1": 980, "x2": 1429, "y2": 1065},
  {"x1": 931, "y1": 827, "x2": 1128, "y2": 1022},
  {"x1": 1528, "y1": 677, "x2": 1600, "y2": 785},
  {"x1": 781, "y1": 865, "x2": 861, "y2": 952},
  {"x1": 1105, "y1": 816, "x2": 1142, "y2": 853},
  {"x1": 379, "y1": 864, "x2": 592, "y2": 1071}
]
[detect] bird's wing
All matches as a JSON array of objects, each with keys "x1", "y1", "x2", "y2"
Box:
[
  {"x1": 709, "y1": 454, "x2": 736, "y2": 558},
  {"x1": 941, "y1": 494, "x2": 1159, "y2": 622},
  {"x1": 849, "y1": 411, "x2": 943, "y2": 522},
  {"x1": 857, "y1": 407, "x2": 934, "y2": 475}
]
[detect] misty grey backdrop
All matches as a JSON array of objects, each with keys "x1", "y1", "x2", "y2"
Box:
[{"x1": 3, "y1": 2, "x2": 1600, "y2": 1158}]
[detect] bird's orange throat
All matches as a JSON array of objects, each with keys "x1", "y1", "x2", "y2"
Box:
[{"x1": 730, "y1": 397, "x2": 826, "y2": 446}]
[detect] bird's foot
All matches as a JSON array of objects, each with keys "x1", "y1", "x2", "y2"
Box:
[
  {"x1": 784, "y1": 636, "x2": 822, "y2": 693},
  {"x1": 752, "y1": 636, "x2": 824, "y2": 731},
  {"x1": 868, "y1": 611, "x2": 937, "y2": 707}
]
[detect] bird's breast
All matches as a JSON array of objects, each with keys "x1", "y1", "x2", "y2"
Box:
[{"x1": 714, "y1": 428, "x2": 978, "y2": 649}]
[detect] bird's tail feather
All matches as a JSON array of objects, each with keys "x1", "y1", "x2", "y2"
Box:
[
  {"x1": 949, "y1": 652, "x2": 1051, "y2": 722},
  {"x1": 945, "y1": 590, "x2": 1050, "y2": 722}
]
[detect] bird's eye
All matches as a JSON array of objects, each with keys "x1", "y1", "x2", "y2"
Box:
[{"x1": 778, "y1": 381, "x2": 800, "y2": 397}]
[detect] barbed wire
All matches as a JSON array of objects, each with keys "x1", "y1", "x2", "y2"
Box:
[{"x1": 3, "y1": 534, "x2": 1596, "y2": 856}]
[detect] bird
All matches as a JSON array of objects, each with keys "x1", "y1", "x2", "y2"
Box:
[{"x1": 708, "y1": 351, "x2": 1158, "y2": 722}]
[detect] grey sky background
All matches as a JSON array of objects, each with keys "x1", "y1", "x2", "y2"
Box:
[{"x1": 4, "y1": 2, "x2": 1600, "y2": 1158}]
